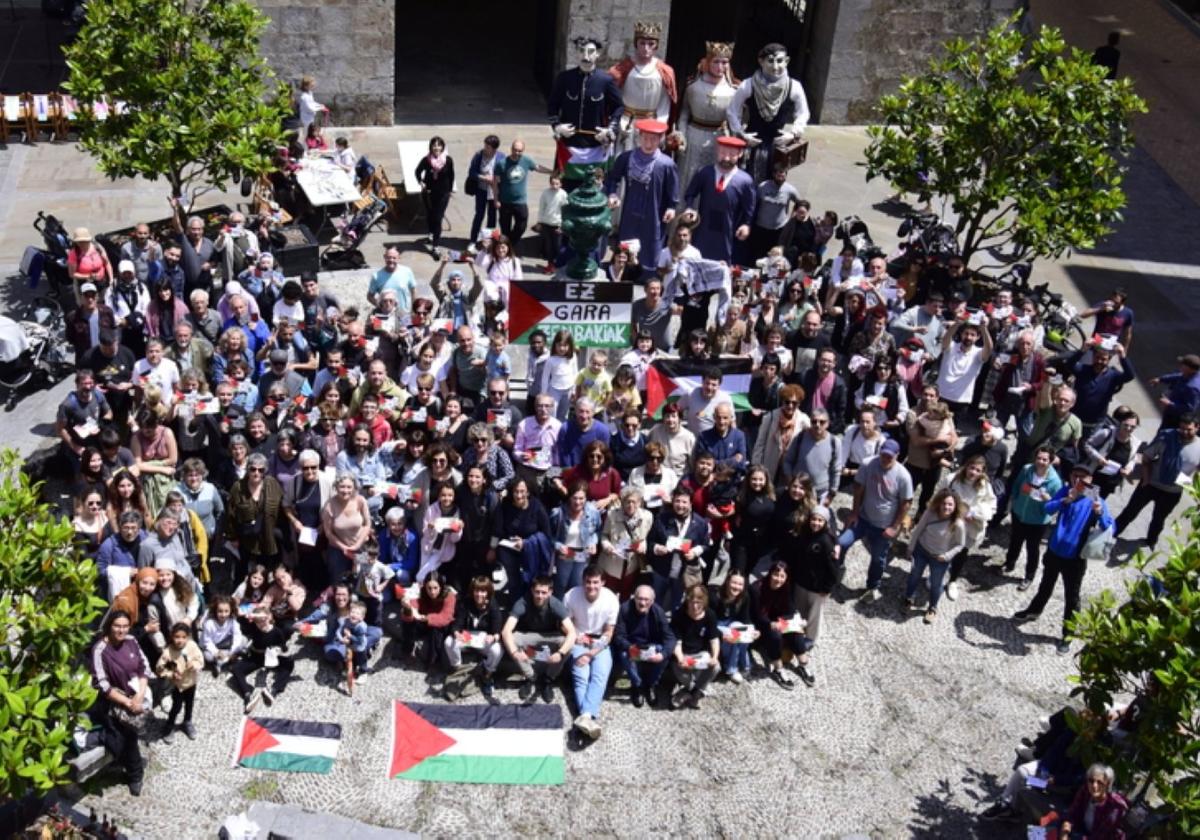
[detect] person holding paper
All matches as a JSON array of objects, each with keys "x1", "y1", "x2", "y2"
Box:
[
  {"x1": 564, "y1": 566, "x2": 619, "y2": 741},
  {"x1": 513, "y1": 394, "x2": 562, "y2": 493},
  {"x1": 752, "y1": 561, "x2": 805, "y2": 690},
  {"x1": 711, "y1": 571, "x2": 754, "y2": 684},
  {"x1": 612, "y1": 585, "x2": 675, "y2": 709},
  {"x1": 320, "y1": 472, "x2": 372, "y2": 585},
  {"x1": 444, "y1": 576, "x2": 505, "y2": 703},
  {"x1": 1003, "y1": 446, "x2": 1064, "y2": 590},
  {"x1": 549, "y1": 483, "x2": 602, "y2": 598},
  {"x1": 597, "y1": 487, "x2": 653, "y2": 600},
  {"x1": 669, "y1": 584, "x2": 721, "y2": 709},
  {"x1": 1112, "y1": 413, "x2": 1200, "y2": 552},
  {"x1": 501, "y1": 575, "x2": 575, "y2": 704},
  {"x1": 647, "y1": 486, "x2": 710, "y2": 612},
  {"x1": 627, "y1": 442, "x2": 679, "y2": 514},
  {"x1": 1081, "y1": 407, "x2": 1141, "y2": 499},
  {"x1": 418, "y1": 482, "x2": 464, "y2": 584}
]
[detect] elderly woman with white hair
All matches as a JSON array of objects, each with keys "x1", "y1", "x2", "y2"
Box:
[
  {"x1": 282, "y1": 449, "x2": 336, "y2": 591},
  {"x1": 461, "y1": 422, "x2": 514, "y2": 494},
  {"x1": 597, "y1": 485, "x2": 653, "y2": 599},
  {"x1": 224, "y1": 452, "x2": 286, "y2": 578}
]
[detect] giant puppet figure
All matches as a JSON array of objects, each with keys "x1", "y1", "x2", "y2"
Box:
[
  {"x1": 604, "y1": 119, "x2": 679, "y2": 277},
  {"x1": 608, "y1": 21, "x2": 678, "y2": 154},
  {"x1": 673, "y1": 41, "x2": 739, "y2": 195},
  {"x1": 726, "y1": 43, "x2": 811, "y2": 182},
  {"x1": 681, "y1": 135, "x2": 757, "y2": 265},
  {"x1": 548, "y1": 37, "x2": 624, "y2": 190}
]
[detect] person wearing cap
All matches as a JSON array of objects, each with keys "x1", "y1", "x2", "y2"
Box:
[
  {"x1": 1014, "y1": 465, "x2": 1113, "y2": 655},
  {"x1": 605, "y1": 119, "x2": 679, "y2": 276},
  {"x1": 431, "y1": 253, "x2": 484, "y2": 334},
  {"x1": 838, "y1": 439, "x2": 914, "y2": 602},
  {"x1": 68, "y1": 282, "x2": 118, "y2": 365},
  {"x1": 680, "y1": 135, "x2": 756, "y2": 264},
  {"x1": 1149, "y1": 354, "x2": 1200, "y2": 429},
  {"x1": 68, "y1": 226, "x2": 114, "y2": 303},
  {"x1": 119, "y1": 223, "x2": 163, "y2": 286},
  {"x1": 106, "y1": 258, "x2": 152, "y2": 359}
]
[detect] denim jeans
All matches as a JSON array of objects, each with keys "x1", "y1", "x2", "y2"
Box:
[
  {"x1": 570, "y1": 644, "x2": 612, "y2": 719},
  {"x1": 837, "y1": 517, "x2": 892, "y2": 590},
  {"x1": 905, "y1": 544, "x2": 950, "y2": 608},
  {"x1": 613, "y1": 648, "x2": 668, "y2": 689},
  {"x1": 553, "y1": 558, "x2": 585, "y2": 600},
  {"x1": 470, "y1": 192, "x2": 497, "y2": 243},
  {"x1": 649, "y1": 571, "x2": 684, "y2": 614},
  {"x1": 717, "y1": 621, "x2": 752, "y2": 673}
]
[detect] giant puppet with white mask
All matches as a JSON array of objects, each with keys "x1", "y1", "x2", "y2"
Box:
[
  {"x1": 726, "y1": 43, "x2": 811, "y2": 181},
  {"x1": 548, "y1": 37, "x2": 625, "y2": 191}
]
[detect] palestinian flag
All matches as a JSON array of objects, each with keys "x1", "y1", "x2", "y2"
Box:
[
  {"x1": 555, "y1": 141, "x2": 611, "y2": 184},
  {"x1": 645, "y1": 357, "x2": 754, "y2": 419},
  {"x1": 388, "y1": 702, "x2": 564, "y2": 785},
  {"x1": 233, "y1": 717, "x2": 341, "y2": 774}
]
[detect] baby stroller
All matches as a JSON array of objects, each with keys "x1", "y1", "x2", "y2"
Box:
[
  {"x1": 321, "y1": 195, "x2": 388, "y2": 270},
  {"x1": 836, "y1": 215, "x2": 874, "y2": 258},
  {"x1": 0, "y1": 297, "x2": 74, "y2": 409}
]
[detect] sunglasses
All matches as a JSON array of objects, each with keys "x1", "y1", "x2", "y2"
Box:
[
  {"x1": 782, "y1": 400, "x2": 799, "y2": 406},
  {"x1": 647, "y1": 455, "x2": 663, "y2": 461},
  {"x1": 86, "y1": 501, "x2": 103, "y2": 508},
  {"x1": 247, "y1": 466, "x2": 265, "y2": 473}
]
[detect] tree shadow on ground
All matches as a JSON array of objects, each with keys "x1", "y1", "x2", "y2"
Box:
[
  {"x1": 953, "y1": 609, "x2": 1059, "y2": 656},
  {"x1": 908, "y1": 768, "x2": 1023, "y2": 839}
]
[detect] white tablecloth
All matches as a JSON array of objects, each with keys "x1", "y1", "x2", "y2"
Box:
[{"x1": 295, "y1": 157, "x2": 361, "y2": 206}]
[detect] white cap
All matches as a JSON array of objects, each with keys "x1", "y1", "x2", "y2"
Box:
[{"x1": 118, "y1": 259, "x2": 136, "y2": 274}]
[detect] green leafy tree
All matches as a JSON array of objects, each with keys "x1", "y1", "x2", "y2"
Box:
[
  {"x1": 1068, "y1": 490, "x2": 1200, "y2": 835},
  {"x1": 862, "y1": 13, "x2": 1147, "y2": 269},
  {"x1": 0, "y1": 450, "x2": 106, "y2": 799},
  {"x1": 63, "y1": 0, "x2": 292, "y2": 214}
]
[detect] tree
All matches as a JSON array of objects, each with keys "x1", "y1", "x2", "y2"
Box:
[
  {"x1": 862, "y1": 13, "x2": 1147, "y2": 270},
  {"x1": 1067, "y1": 489, "x2": 1200, "y2": 835},
  {"x1": 0, "y1": 450, "x2": 106, "y2": 799},
  {"x1": 63, "y1": 0, "x2": 292, "y2": 214}
]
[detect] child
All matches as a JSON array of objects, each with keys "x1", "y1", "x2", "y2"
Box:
[
  {"x1": 525, "y1": 329, "x2": 550, "y2": 416},
  {"x1": 353, "y1": 540, "x2": 394, "y2": 626},
  {"x1": 607, "y1": 364, "x2": 642, "y2": 419},
  {"x1": 574, "y1": 350, "x2": 612, "y2": 409},
  {"x1": 156, "y1": 623, "x2": 204, "y2": 742},
  {"x1": 534, "y1": 173, "x2": 568, "y2": 273},
  {"x1": 539, "y1": 329, "x2": 578, "y2": 421},
  {"x1": 484, "y1": 331, "x2": 512, "y2": 382},
  {"x1": 335, "y1": 601, "x2": 372, "y2": 680},
  {"x1": 200, "y1": 595, "x2": 246, "y2": 675},
  {"x1": 233, "y1": 564, "x2": 269, "y2": 610},
  {"x1": 619, "y1": 330, "x2": 661, "y2": 397}
]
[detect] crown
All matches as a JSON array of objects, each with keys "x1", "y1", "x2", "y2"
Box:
[
  {"x1": 634, "y1": 21, "x2": 663, "y2": 41},
  {"x1": 705, "y1": 41, "x2": 734, "y2": 59}
]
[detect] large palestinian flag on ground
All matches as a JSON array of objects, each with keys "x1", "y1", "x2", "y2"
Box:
[
  {"x1": 644, "y1": 357, "x2": 754, "y2": 419},
  {"x1": 233, "y1": 717, "x2": 341, "y2": 773},
  {"x1": 388, "y1": 702, "x2": 564, "y2": 785}
]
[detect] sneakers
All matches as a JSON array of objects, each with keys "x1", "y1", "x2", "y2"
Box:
[
  {"x1": 859, "y1": 588, "x2": 883, "y2": 603},
  {"x1": 945, "y1": 581, "x2": 960, "y2": 601},
  {"x1": 244, "y1": 689, "x2": 262, "y2": 714},
  {"x1": 540, "y1": 679, "x2": 554, "y2": 704},
  {"x1": 128, "y1": 779, "x2": 143, "y2": 797},
  {"x1": 630, "y1": 686, "x2": 644, "y2": 708},
  {"x1": 1012, "y1": 609, "x2": 1039, "y2": 623},
  {"x1": 573, "y1": 714, "x2": 600, "y2": 740},
  {"x1": 1017, "y1": 578, "x2": 1034, "y2": 592},
  {"x1": 923, "y1": 608, "x2": 937, "y2": 625},
  {"x1": 670, "y1": 688, "x2": 693, "y2": 710},
  {"x1": 518, "y1": 679, "x2": 536, "y2": 703},
  {"x1": 795, "y1": 663, "x2": 816, "y2": 688},
  {"x1": 182, "y1": 722, "x2": 197, "y2": 740},
  {"x1": 728, "y1": 671, "x2": 744, "y2": 685},
  {"x1": 645, "y1": 687, "x2": 660, "y2": 708},
  {"x1": 769, "y1": 669, "x2": 795, "y2": 690},
  {"x1": 480, "y1": 678, "x2": 496, "y2": 702},
  {"x1": 261, "y1": 688, "x2": 275, "y2": 707},
  {"x1": 980, "y1": 802, "x2": 1016, "y2": 821},
  {"x1": 688, "y1": 690, "x2": 703, "y2": 709},
  {"x1": 1016, "y1": 746, "x2": 1036, "y2": 762}
]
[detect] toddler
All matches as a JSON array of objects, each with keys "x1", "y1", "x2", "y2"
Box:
[
  {"x1": 156, "y1": 623, "x2": 204, "y2": 742},
  {"x1": 575, "y1": 350, "x2": 612, "y2": 408}
]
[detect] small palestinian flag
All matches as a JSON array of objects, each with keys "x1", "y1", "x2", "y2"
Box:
[
  {"x1": 555, "y1": 141, "x2": 611, "y2": 184},
  {"x1": 388, "y1": 702, "x2": 564, "y2": 785},
  {"x1": 233, "y1": 717, "x2": 341, "y2": 774},
  {"x1": 644, "y1": 357, "x2": 754, "y2": 419}
]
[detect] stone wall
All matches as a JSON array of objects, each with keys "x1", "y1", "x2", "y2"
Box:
[
  {"x1": 818, "y1": 0, "x2": 1023, "y2": 123},
  {"x1": 254, "y1": 0, "x2": 395, "y2": 127},
  {"x1": 559, "y1": 0, "x2": 673, "y2": 70}
]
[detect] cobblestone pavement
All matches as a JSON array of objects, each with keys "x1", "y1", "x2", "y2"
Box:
[{"x1": 0, "y1": 120, "x2": 1193, "y2": 836}]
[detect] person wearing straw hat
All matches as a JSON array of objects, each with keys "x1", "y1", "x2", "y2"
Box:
[{"x1": 68, "y1": 226, "x2": 114, "y2": 304}]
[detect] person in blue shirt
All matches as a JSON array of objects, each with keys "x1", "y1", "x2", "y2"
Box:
[
  {"x1": 1014, "y1": 465, "x2": 1113, "y2": 654},
  {"x1": 379, "y1": 506, "x2": 420, "y2": 590},
  {"x1": 1068, "y1": 342, "x2": 1135, "y2": 431},
  {"x1": 1150, "y1": 354, "x2": 1200, "y2": 429},
  {"x1": 692, "y1": 403, "x2": 747, "y2": 475},
  {"x1": 554, "y1": 398, "x2": 611, "y2": 470}
]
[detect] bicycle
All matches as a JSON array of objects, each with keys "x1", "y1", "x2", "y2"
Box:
[{"x1": 994, "y1": 262, "x2": 1087, "y2": 353}]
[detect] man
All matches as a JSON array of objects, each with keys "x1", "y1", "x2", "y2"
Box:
[
  {"x1": 891, "y1": 293, "x2": 945, "y2": 359},
  {"x1": 1150, "y1": 354, "x2": 1200, "y2": 429},
  {"x1": 605, "y1": 119, "x2": 679, "y2": 275},
  {"x1": 119, "y1": 223, "x2": 162, "y2": 285},
  {"x1": 608, "y1": 21, "x2": 678, "y2": 154},
  {"x1": 165, "y1": 320, "x2": 213, "y2": 380},
  {"x1": 836, "y1": 406, "x2": 887, "y2": 487},
  {"x1": 1010, "y1": 383, "x2": 1083, "y2": 482},
  {"x1": 679, "y1": 366, "x2": 733, "y2": 435},
  {"x1": 799, "y1": 348, "x2": 848, "y2": 433},
  {"x1": 173, "y1": 212, "x2": 216, "y2": 296},
  {"x1": 612, "y1": 584, "x2": 675, "y2": 708},
  {"x1": 547, "y1": 36, "x2": 624, "y2": 191},
  {"x1": 727, "y1": 43, "x2": 810, "y2": 182},
  {"x1": 781, "y1": 407, "x2": 841, "y2": 503},
  {"x1": 473, "y1": 374, "x2": 522, "y2": 430},
  {"x1": 991, "y1": 329, "x2": 1047, "y2": 428},
  {"x1": 563, "y1": 566, "x2": 619, "y2": 740},
  {"x1": 348, "y1": 358, "x2": 409, "y2": 418},
  {"x1": 256, "y1": 318, "x2": 315, "y2": 377},
  {"x1": 186, "y1": 289, "x2": 222, "y2": 346},
  {"x1": 300, "y1": 272, "x2": 340, "y2": 330},
  {"x1": 1080, "y1": 287, "x2": 1134, "y2": 350},
  {"x1": 693, "y1": 403, "x2": 747, "y2": 474},
  {"x1": 1069, "y1": 341, "x2": 1135, "y2": 433},
  {"x1": 632, "y1": 277, "x2": 674, "y2": 352},
  {"x1": 839, "y1": 440, "x2": 913, "y2": 601},
  {"x1": 647, "y1": 402, "x2": 695, "y2": 476},
  {"x1": 214, "y1": 211, "x2": 258, "y2": 282},
  {"x1": 1014, "y1": 466, "x2": 1114, "y2": 654},
  {"x1": 1092, "y1": 31, "x2": 1121, "y2": 80},
  {"x1": 56, "y1": 369, "x2": 112, "y2": 463},
  {"x1": 493, "y1": 139, "x2": 553, "y2": 248},
  {"x1": 751, "y1": 382, "x2": 808, "y2": 484},
  {"x1": 136, "y1": 511, "x2": 196, "y2": 587},
  {"x1": 448, "y1": 326, "x2": 489, "y2": 407},
  {"x1": 1113, "y1": 413, "x2": 1200, "y2": 550},
  {"x1": 938, "y1": 317, "x2": 993, "y2": 419},
  {"x1": 223, "y1": 294, "x2": 271, "y2": 356},
  {"x1": 83, "y1": 328, "x2": 136, "y2": 427},
  {"x1": 786, "y1": 309, "x2": 832, "y2": 378},
  {"x1": 67, "y1": 282, "x2": 118, "y2": 365},
  {"x1": 646, "y1": 487, "x2": 710, "y2": 611},
  {"x1": 501, "y1": 575, "x2": 577, "y2": 704},
  {"x1": 681, "y1": 135, "x2": 756, "y2": 265},
  {"x1": 257, "y1": 349, "x2": 311, "y2": 408},
  {"x1": 514, "y1": 394, "x2": 562, "y2": 489},
  {"x1": 106, "y1": 261, "x2": 151, "y2": 359},
  {"x1": 159, "y1": 244, "x2": 187, "y2": 300},
  {"x1": 555, "y1": 398, "x2": 611, "y2": 469},
  {"x1": 755, "y1": 170, "x2": 805, "y2": 263},
  {"x1": 367, "y1": 247, "x2": 417, "y2": 313},
  {"x1": 431, "y1": 258, "x2": 484, "y2": 335}
]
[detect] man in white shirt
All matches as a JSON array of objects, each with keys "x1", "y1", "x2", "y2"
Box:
[
  {"x1": 938, "y1": 317, "x2": 993, "y2": 418},
  {"x1": 680, "y1": 367, "x2": 734, "y2": 434},
  {"x1": 564, "y1": 566, "x2": 619, "y2": 741}
]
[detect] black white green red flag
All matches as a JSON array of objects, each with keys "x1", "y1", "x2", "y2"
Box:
[
  {"x1": 233, "y1": 717, "x2": 341, "y2": 774},
  {"x1": 644, "y1": 357, "x2": 754, "y2": 418}
]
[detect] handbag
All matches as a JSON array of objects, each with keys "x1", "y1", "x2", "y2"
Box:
[
  {"x1": 1081, "y1": 522, "x2": 1115, "y2": 561},
  {"x1": 464, "y1": 174, "x2": 478, "y2": 197}
]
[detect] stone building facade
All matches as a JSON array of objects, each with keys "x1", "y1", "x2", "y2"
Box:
[{"x1": 253, "y1": 0, "x2": 1022, "y2": 127}]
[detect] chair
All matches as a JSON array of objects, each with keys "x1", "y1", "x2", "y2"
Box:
[
  {"x1": 373, "y1": 166, "x2": 403, "y2": 224},
  {"x1": 51, "y1": 93, "x2": 79, "y2": 140},
  {"x1": 1, "y1": 92, "x2": 34, "y2": 142},
  {"x1": 28, "y1": 93, "x2": 58, "y2": 141},
  {"x1": 249, "y1": 174, "x2": 294, "y2": 225}
]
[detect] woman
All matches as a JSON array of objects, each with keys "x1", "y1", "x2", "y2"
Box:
[
  {"x1": 267, "y1": 428, "x2": 303, "y2": 487},
  {"x1": 731, "y1": 466, "x2": 775, "y2": 575},
  {"x1": 315, "y1": 380, "x2": 349, "y2": 421},
  {"x1": 177, "y1": 459, "x2": 223, "y2": 545},
  {"x1": 597, "y1": 487, "x2": 653, "y2": 599},
  {"x1": 163, "y1": 489, "x2": 210, "y2": 587},
  {"x1": 456, "y1": 465, "x2": 500, "y2": 590},
  {"x1": 335, "y1": 426, "x2": 390, "y2": 512},
  {"x1": 415, "y1": 135, "x2": 456, "y2": 258},
  {"x1": 476, "y1": 234, "x2": 521, "y2": 310},
  {"x1": 443, "y1": 575, "x2": 505, "y2": 700},
  {"x1": 409, "y1": 442, "x2": 462, "y2": 522},
  {"x1": 777, "y1": 280, "x2": 815, "y2": 336},
  {"x1": 627, "y1": 441, "x2": 679, "y2": 512},
  {"x1": 111, "y1": 567, "x2": 166, "y2": 662},
  {"x1": 466, "y1": 134, "x2": 500, "y2": 244},
  {"x1": 905, "y1": 397, "x2": 958, "y2": 515},
  {"x1": 488, "y1": 479, "x2": 551, "y2": 605},
  {"x1": 213, "y1": 434, "x2": 252, "y2": 493},
  {"x1": 212, "y1": 326, "x2": 255, "y2": 386},
  {"x1": 68, "y1": 227, "x2": 113, "y2": 301},
  {"x1": 154, "y1": 563, "x2": 200, "y2": 641},
  {"x1": 131, "y1": 408, "x2": 178, "y2": 518},
  {"x1": 1004, "y1": 445, "x2": 1064, "y2": 589},
  {"x1": 260, "y1": 562, "x2": 307, "y2": 636},
  {"x1": 459, "y1": 422, "x2": 514, "y2": 494},
  {"x1": 773, "y1": 472, "x2": 816, "y2": 543},
  {"x1": 1059, "y1": 763, "x2": 1128, "y2": 840},
  {"x1": 830, "y1": 288, "x2": 868, "y2": 355},
  {"x1": 321, "y1": 471, "x2": 372, "y2": 585},
  {"x1": 282, "y1": 449, "x2": 336, "y2": 592},
  {"x1": 941, "y1": 455, "x2": 998, "y2": 601},
  {"x1": 669, "y1": 584, "x2": 721, "y2": 710},
  {"x1": 106, "y1": 468, "x2": 151, "y2": 531},
  {"x1": 549, "y1": 482, "x2": 602, "y2": 598},
  {"x1": 73, "y1": 488, "x2": 110, "y2": 559},
  {"x1": 87, "y1": 610, "x2": 149, "y2": 795},
  {"x1": 783, "y1": 505, "x2": 839, "y2": 685},
  {"x1": 145, "y1": 278, "x2": 188, "y2": 342},
  {"x1": 903, "y1": 490, "x2": 968, "y2": 623},
  {"x1": 225, "y1": 452, "x2": 286, "y2": 578},
  {"x1": 711, "y1": 570, "x2": 754, "y2": 683},
  {"x1": 73, "y1": 446, "x2": 109, "y2": 501},
  {"x1": 303, "y1": 406, "x2": 345, "y2": 467},
  {"x1": 603, "y1": 244, "x2": 640, "y2": 283},
  {"x1": 400, "y1": 345, "x2": 448, "y2": 396},
  {"x1": 418, "y1": 481, "x2": 464, "y2": 584},
  {"x1": 751, "y1": 383, "x2": 809, "y2": 486},
  {"x1": 1082, "y1": 407, "x2": 1140, "y2": 499},
  {"x1": 172, "y1": 370, "x2": 212, "y2": 463},
  {"x1": 397, "y1": 572, "x2": 456, "y2": 679},
  {"x1": 853, "y1": 355, "x2": 909, "y2": 437},
  {"x1": 439, "y1": 394, "x2": 472, "y2": 453},
  {"x1": 303, "y1": 582, "x2": 383, "y2": 670},
  {"x1": 752, "y1": 561, "x2": 804, "y2": 689},
  {"x1": 559, "y1": 440, "x2": 622, "y2": 512}
]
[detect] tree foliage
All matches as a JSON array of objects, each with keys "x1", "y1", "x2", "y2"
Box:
[
  {"x1": 1068, "y1": 489, "x2": 1200, "y2": 834},
  {"x1": 0, "y1": 450, "x2": 106, "y2": 799},
  {"x1": 862, "y1": 13, "x2": 1147, "y2": 269},
  {"x1": 63, "y1": 0, "x2": 292, "y2": 211}
]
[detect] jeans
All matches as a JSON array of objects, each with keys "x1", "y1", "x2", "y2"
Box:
[
  {"x1": 1024, "y1": 550, "x2": 1087, "y2": 638},
  {"x1": 719, "y1": 639, "x2": 752, "y2": 674},
  {"x1": 470, "y1": 192, "x2": 498, "y2": 243},
  {"x1": 649, "y1": 570, "x2": 684, "y2": 614},
  {"x1": 905, "y1": 544, "x2": 950, "y2": 608},
  {"x1": 570, "y1": 643, "x2": 612, "y2": 719},
  {"x1": 613, "y1": 648, "x2": 668, "y2": 688},
  {"x1": 499, "y1": 202, "x2": 529, "y2": 248},
  {"x1": 553, "y1": 558, "x2": 586, "y2": 600},
  {"x1": 1114, "y1": 483, "x2": 1183, "y2": 547},
  {"x1": 838, "y1": 517, "x2": 892, "y2": 590}
]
